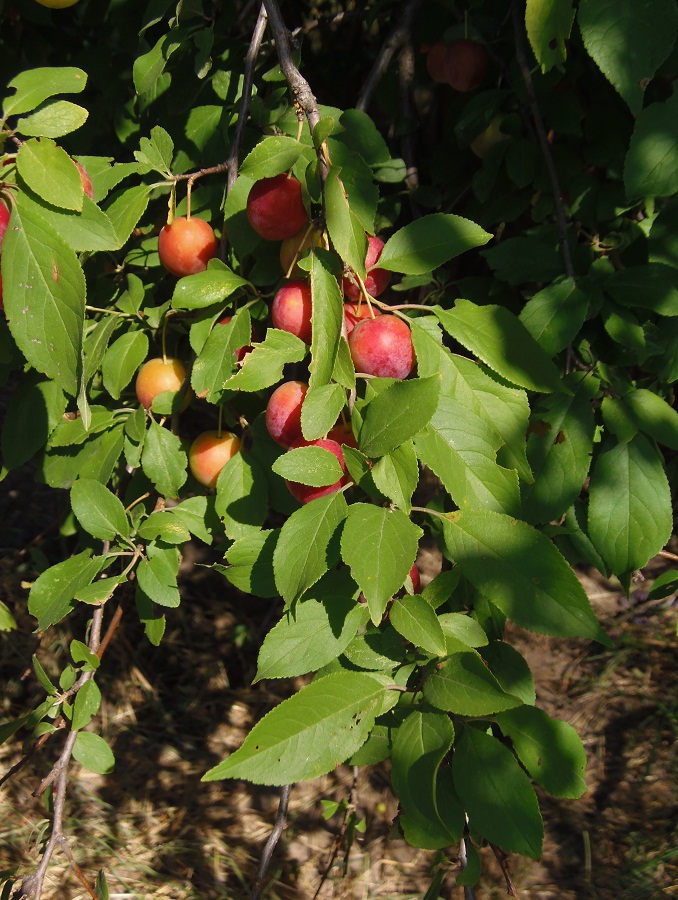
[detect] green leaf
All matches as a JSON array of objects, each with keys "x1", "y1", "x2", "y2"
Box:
[
  {"x1": 202, "y1": 672, "x2": 387, "y2": 785},
  {"x1": 33, "y1": 655, "x2": 57, "y2": 695},
  {"x1": 578, "y1": 0, "x2": 678, "y2": 116},
  {"x1": 239, "y1": 135, "x2": 307, "y2": 179},
  {"x1": 525, "y1": 0, "x2": 575, "y2": 72},
  {"x1": 603, "y1": 263, "x2": 678, "y2": 316},
  {"x1": 341, "y1": 504, "x2": 422, "y2": 624},
  {"x1": 226, "y1": 329, "x2": 307, "y2": 392},
  {"x1": 625, "y1": 92, "x2": 678, "y2": 200},
  {"x1": 358, "y1": 376, "x2": 440, "y2": 458},
  {"x1": 424, "y1": 652, "x2": 523, "y2": 715},
  {"x1": 326, "y1": 139, "x2": 379, "y2": 233},
  {"x1": 482, "y1": 236, "x2": 565, "y2": 285},
  {"x1": 371, "y1": 440, "x2": 419, "y2": 512},
  {"x1": 390, "y1": 594, "x2": 447, "y2": 657},
  {"x1": 17, "y1": 139, "x2": 84, "y2": 211},
  {"x1": 3, "y1": 200, "x2": 85, "y2": 396},
  {"x1": 452, "y1": 727, "x2": 543, "y2": 859},
  {"x1": 272, "y1": 445, "x2": 344, "y2": 486},
  {"x1": 72, "y1": 731, "x2": 115, "y2": 775},
  {"x1": 521, "y1": 377, "x2": 596, "y2": 524},
  {"x1": 135, "y1": 126, "x2": 174, "y2": 175},
  {"x1": 391, "y1": 710, "x2": 462, "y2": 849},
  {"x1": 480, "y1": 641, "x2": 536, "y2": 706},
  {"x1": 587, "y1": 434, "x2": 672, "y2": 575},
  {"x1": 172, "y1": 260, "x2": 248, "y2": 310},
  {"x1": 1, "y1": 374, "x2": 67, "y2": 470},
  {"x1": 495, "y1": 706, "x2": 587, "y2": 798},
  {"x1": 325, "y1": 167, "x2": 370, "y2": 277},
  {"x1": 71, "y1": 480, "x2": 130, "y2": 541},
  {"x1": 301, "y1": 383, "x2": 347, "y2": 440},
  {"x1": 72, "y1": 680, "x2": 102, "y2": 731},
  {"x1": 255, "y1": 571, "x2": 368, "y2": 680},
  {"x1": 378, "y1": 215, "x2": 491, "y2": 275},
  {"x1": 102, "y1": 331, "x2": 149, "y2": 401},
  {"x1": 437, "y1": 302, "x2": 563, "y2": 393},
  {"x1": 519, "y1": 277, "x2": 589, "y2": 355},
  {"x1": 222, "y1": 530, "x2": 279, "y2": 597},
  {"x1": 16, "y1": 99, "x2": 88, "y2": 139},
  {"x1": 623, "y1": 388, "x2": 678, "y2": 450},
  {"x1": 215, "y1": 451, "x2": 268, "y2": 540},
  {"x1": 136, "y1": 543, "x2": 181, "y2": 608},
  {"x1": 75, "y1": 576, "x2": 126, "y2": 606},
  {"x1": 438, "y1": 613, "x2": 488, "y2": 652},
  {"x1": 104, "y1": 185, "x2": 152, "y2": 246},
  {"x1": 135, "y1": 586, "x2": 166, "y2": 646},
  {"x1": 17, "y1": 186, "x2": 121, "y2": 253},
  {"x1": 3, "y1": 66, "x2": 87, "y2": 118},
  {"x1": 133, "y1": 30, "x2": 185, "y2": 94},
  {"x1": 443, "y1": 510, "x2": 609, "y2": 643},
  {"x1": 0, "y1": 600, "x2": 19, "y2": 632},
  {"x1": 28, "y1": 551, "x2": 106, "y2": 630},
  {"x1": 141, "y1": 421, "x2": 188, "y2": 500},
  {"x1": 309, "y1": 251, "x2": 344, "y2": 388},
  {"x1": 273, "y1": 492, "x2": 348, "y2": 604},
  {"x1": 192, "y1": 308, "x2": 252, "y2": 402},
  {"x1": 414, "y1": 394, "x2": 521, "y2": 516},
  {"x1": 411, "y1": 319, "x2": 532, "y2": 485}
]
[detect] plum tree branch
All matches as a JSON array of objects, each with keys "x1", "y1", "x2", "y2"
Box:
[
  {"x1": 261, "y1": 0, "x2": 325, "y2": 174},
  {"x1": 356, "y1": 0, "x2": 424, "y2": 112},
  {"x1": 228, "y1": 3, "x2": 269, "y2": 197}
]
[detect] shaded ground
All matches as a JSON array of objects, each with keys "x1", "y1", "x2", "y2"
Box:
[{"x1": 0, "y1": 478, "x2": 677, "y2": 900}]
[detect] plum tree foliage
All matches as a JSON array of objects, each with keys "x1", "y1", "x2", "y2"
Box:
[{"x1": 1, "y1": 0, "x2": 677, "y2": 895}]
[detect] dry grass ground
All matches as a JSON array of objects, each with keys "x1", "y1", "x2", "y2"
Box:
[{"x1": 0, "y1": 475, "x2": 676, "y2": 900}]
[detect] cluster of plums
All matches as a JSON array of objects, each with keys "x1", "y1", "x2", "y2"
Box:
[{"x1": 136, "y1": 171, "x2": 416, "y2": 501}]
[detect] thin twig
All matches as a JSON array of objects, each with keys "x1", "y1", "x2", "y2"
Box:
[
  {"x1": 356, "y1": 0, "x2": 424, "y2": 112},
  {"x1": 250, "y1": 784, "x2": 292, "y2": 900},
  {"x1": 57, "y1": 836, "x2": 100, "y2": 900},
  {"x1": 489, "y1": 842, "x2": 520, "y2": 897},
  {"x1": 227, "y1": 3, "x2": 268, "y2": 197},
  {"x1": 511, "y1": 1, "x2": 574, "y2": 281}
]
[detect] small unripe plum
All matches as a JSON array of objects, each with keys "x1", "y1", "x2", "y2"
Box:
[
  {"x1": 135, "y1": 357, "x2": 190, "y2": 410},
  {"x1": 444, "y1": 39, "x2": 488, "y2": 92},
  {"x1": 247, "y1": 173, "x2": 308, "y2": 242},
  {"x1": 426, "y1": 41, "x2": 449, "y2": 83},
  {"x1": 344, "y1": 300, "x2": 382, "y2": 336},
  {"x1": 265, "y1": 380, "x2": 308, "y2": 448},
  {"x1": 342, "y1": 235, "x2": 391, "y2": 301},
  {"x1": 348, "y1": 315, "x2": 415, "y2": 380},
  {"x1": 271, "y1": 280, "x2": 313, "y2": 344},
  {"x1": 158, "y1": 216, "x2": 218, "y2": 277},
  {"x1": 189, "y1": 430, "x2": 241, "y2": 489},
  {"x1": 0, "y1": 198, "x2": 10, "y2": 252},
  {"x1": 285, "y1": 438, "x2": 348, "y2": 504},
  {"x1": 280, "y1": 225, "x2": 323, "y2": 277},
  {"x1": 73, "y1": 161, "x2": 94, "y2": 200},
  {"x1": 217, "y1": 315, "x2": 261, "y2": 362}
]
